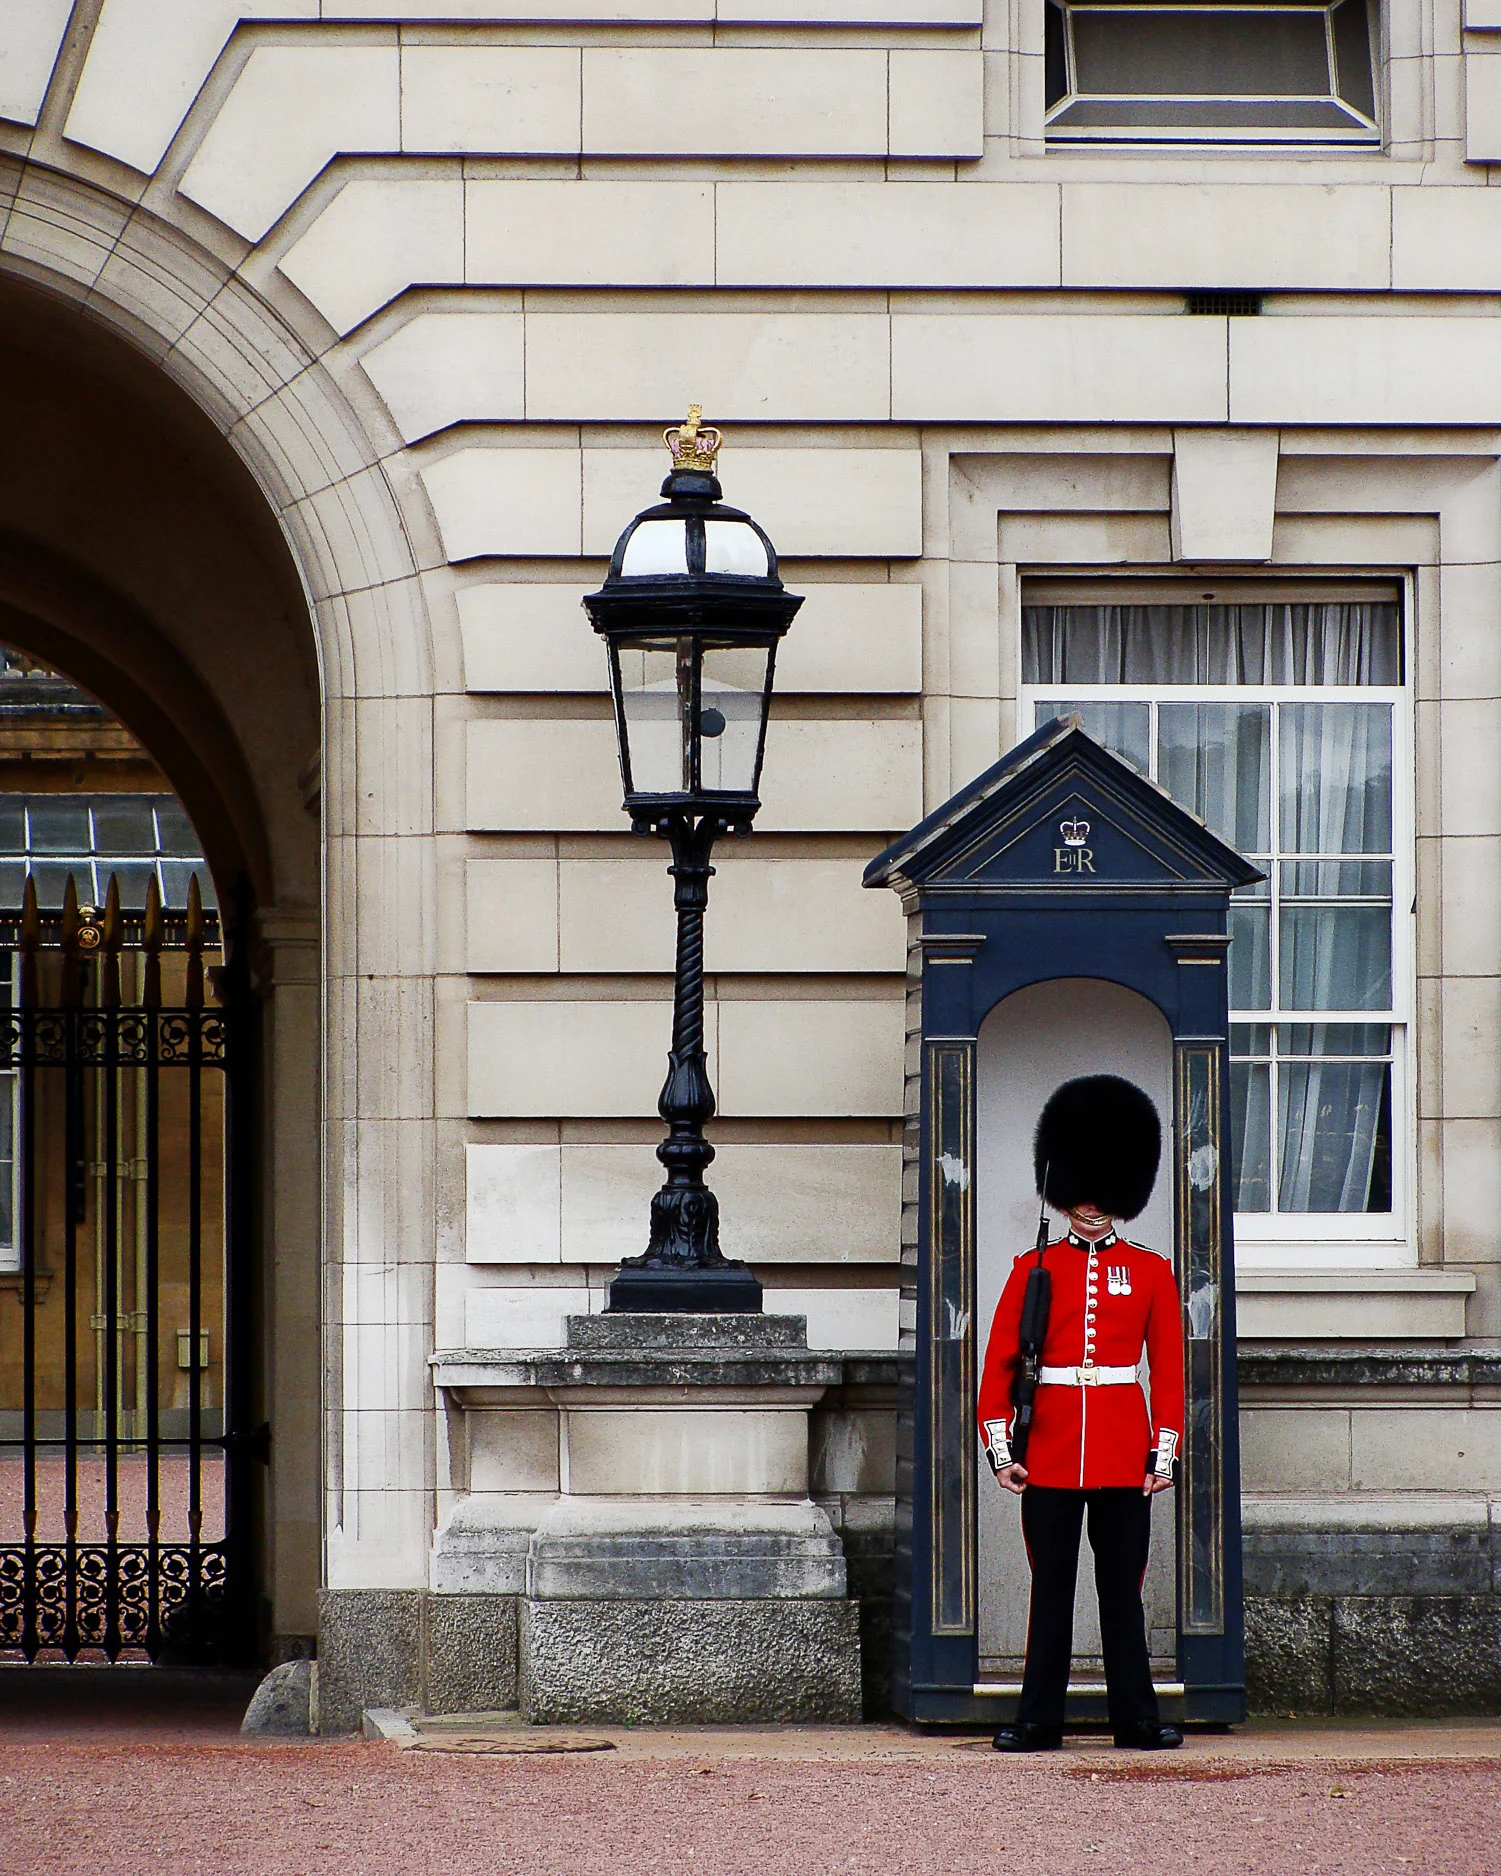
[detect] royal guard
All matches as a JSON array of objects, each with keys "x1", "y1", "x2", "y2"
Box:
[{"x1": 977, "y1": 1074, "x2": 1185, "y2": 1753}]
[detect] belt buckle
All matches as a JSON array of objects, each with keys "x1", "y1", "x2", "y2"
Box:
[{"x1": 1076, "y1": 1363, "x2": 1098, "y2": 1387}]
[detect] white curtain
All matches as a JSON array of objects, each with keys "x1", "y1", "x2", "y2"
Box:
[
  {"x1": 1278, "y1": 702, "x2": 1392, "y2": 1015},
  {"x1": 1278, "y1": 701, "x2": 1392, "y2": 856},
  {"x1": 1022, "y1": 603, "x2": 1401, "y2": 686},
  {"x1": 1159, "y1": 702, "x2": 1270, "y2": 852},
  {"x1": 1277, "y1": 1050, "x2": 1389, "y2": 1212},
  {"x1": 1228, "y1": 1058, "x2": 1272, "y2": 1211}
]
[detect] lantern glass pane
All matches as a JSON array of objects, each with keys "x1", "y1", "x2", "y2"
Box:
[
  {"x1": 703, "y1": 520, "x2": 770, "y2": 577},
  {"x1": 617, "y1": 641, "x2": 688, "y2": 793},
  {"x1": 699, "y1": 643, "x2": 772, "y2": 793},
  {"x1": 620, "y1": 520, "x2": 690, "y2": 577}
]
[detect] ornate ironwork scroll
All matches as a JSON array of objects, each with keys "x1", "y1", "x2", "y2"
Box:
[
  {"x1": 0, "y1": 1542, "x2": 230, "y2": 1654},
  {"x1": 927, "y1": 1040, "x2": 976, "y2": 1636},
  {"x1": 1175, "y1": 1042, "x2": 1225, "y2": 1636}
]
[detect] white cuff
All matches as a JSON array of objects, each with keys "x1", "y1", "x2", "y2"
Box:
[
  {"x1": 1154, "y1": 1428, "x2": 1179, "y2": 1478},
  {"x1": 981, "y1": 1418, "x2": 1012, "y2": 1468}
]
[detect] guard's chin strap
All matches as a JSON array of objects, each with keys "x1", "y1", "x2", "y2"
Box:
[{"x1": 1066, "y1": 1226, "x2": 1118, "y2": 1249}]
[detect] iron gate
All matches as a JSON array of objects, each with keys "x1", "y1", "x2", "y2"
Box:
[{"x1": 0, "y1": 873, "x2": 254, "y2": 1663}]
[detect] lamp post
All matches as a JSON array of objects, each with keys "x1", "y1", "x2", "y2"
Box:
[{"x1": 585, "y1": 409, "x2": 803, "y2": 1312}]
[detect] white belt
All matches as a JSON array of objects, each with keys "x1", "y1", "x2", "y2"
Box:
[{"x1": 1038, "y1": 1364, "x2": 1138, "y2": 1387}]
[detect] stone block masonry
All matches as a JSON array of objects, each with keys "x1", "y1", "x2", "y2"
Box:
[
  {"x1": 1246, "y1": 1596, "x2": 1501, "y2": 1717},
  {"x1": 519, "y1": 1599, "x2": 863, "y2": 1725},
  {"x1": 316, "y1": 1590, "x2": 518, "y2": 1736}
]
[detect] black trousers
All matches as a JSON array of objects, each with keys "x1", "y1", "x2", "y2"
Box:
[{"x1": 1016, "y1": 1484, "x2": 1159, "y2": 1732}]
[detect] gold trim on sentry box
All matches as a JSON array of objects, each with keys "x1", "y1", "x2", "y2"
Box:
[{"x1": 973, "y1": 1682, "x2": 1187, "y2": 1697}]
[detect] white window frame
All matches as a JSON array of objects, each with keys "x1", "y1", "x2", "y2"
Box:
[
  {"x1": 1043, "y1": 0, "x2": 1383, "y2": 148},
  {"x1": 1017, "y1": 575, "x2": 1414, "y2": 1272}
]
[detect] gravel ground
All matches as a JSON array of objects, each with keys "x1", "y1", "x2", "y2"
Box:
[
  {"x1": 2, "y1": 1729, "x2": 1499, "y2": 1876},
  {"x1": 0, "y1": 1453, "x2": 226, "y2": 1544}
]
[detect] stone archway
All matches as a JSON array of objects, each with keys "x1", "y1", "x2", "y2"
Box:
[{"x1": 0, "y1": 165, "x2": 441, "y2": 1650}]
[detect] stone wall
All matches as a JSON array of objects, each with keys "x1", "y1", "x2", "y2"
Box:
[
  {"x1": 1240, "y1": 1349, "x2": 1501, "y2": 1716},
  {"x1": 1245, "y1": 1510, "x2": 1501, "y2": 1716},
  {"x1": 317, "y1": 1590, "x2": 519, "y2": 1737}
]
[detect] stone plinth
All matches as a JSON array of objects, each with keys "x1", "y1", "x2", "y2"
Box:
[
  {"x1": 429, "y1": 1313, "x2": 863, "y2": 1722},
  {"x1": 526, "y1": 1496, "x2": 847, "y2": 1599}
]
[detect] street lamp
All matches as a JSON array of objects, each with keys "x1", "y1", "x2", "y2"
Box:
[{"x1": 585, "y1": 408, "x2": 803, "y2": 1312}]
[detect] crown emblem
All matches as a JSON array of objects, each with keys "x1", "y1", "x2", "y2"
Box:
[
  {"x1": 664, "y1": 404, "x2": 723, "y2": 473},
  {"x1": 1059, "y1": 818, "x2": 1090, "y2": 847}
]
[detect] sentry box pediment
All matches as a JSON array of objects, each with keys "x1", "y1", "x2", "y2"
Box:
[
  {"x1": 864, "y1": 718, "x2": 1261, "y2": 1727},
  {"x1": 864, "y1": 715, "x2": 1263, "y2": 904}
]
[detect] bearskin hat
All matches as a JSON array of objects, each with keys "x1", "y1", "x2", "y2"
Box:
[{"x1": 1033, "y1": 1074, "x2": 1161, "y2": 1221}]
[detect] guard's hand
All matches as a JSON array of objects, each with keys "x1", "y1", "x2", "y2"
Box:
[
  {"x1": 1143, "y1": 1472, "x2": 1174, "y2": 1496},
  {"x1": 997, "y1": 1463, "x2": 1029, "y2": 1494}
]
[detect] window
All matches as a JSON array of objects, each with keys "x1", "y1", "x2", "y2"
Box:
[
  {"x1": 0, "y1": 795, "x2": 212, "y2": 911},
  {"x1": 1044, "y1": 0, "x2": 1380, "y2": 144},
  {"x1": 1022, "y1": 582, "x2": 1407, "y2": 1258}
]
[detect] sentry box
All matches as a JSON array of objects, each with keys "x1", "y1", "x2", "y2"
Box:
[{"x1": 865, "y1": 717, "x2": 1262, "y2": 1727}]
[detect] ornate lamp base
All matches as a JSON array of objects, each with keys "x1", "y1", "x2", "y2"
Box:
[{"x1": 606, "y1": 1262, "x2": 763, "y2": 1314}]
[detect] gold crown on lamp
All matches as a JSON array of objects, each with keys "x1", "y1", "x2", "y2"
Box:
[{"x1": 664, "y1": 404, "x2": 723, "y2": 473}]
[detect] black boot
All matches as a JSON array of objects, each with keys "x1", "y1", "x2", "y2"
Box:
[
  {"x1": 1113, "y1": 1721, "x2": 1182, "y2": 1750},
  {"x1": 991, "y1": 1723, "x2": 1063, "y2": 1753}
]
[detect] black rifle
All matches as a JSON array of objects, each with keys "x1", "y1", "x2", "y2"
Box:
[{"x1": 1007, "y1": 1185, "x2": 1053, "y2": 1470}]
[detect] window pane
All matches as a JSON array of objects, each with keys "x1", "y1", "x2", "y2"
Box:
[
  {"x1": 1331, "y1": 0, "x2": 1376, "y2": 118},
  {"x1": 1278, "y1": 1057, "x2": 1391, "y2": 1212},
  {"x1": 1229, "y1": 893, "x2": 1272, "y2": 1011},
  {"x1": 1050, "y1": 96, "x2": 1369, "y2": 130},
  {"x1": 1033, "y1": 699, "x2": 1150, "y2": 774},
  {"x1": 154, "y1": 800, "x2": 200, "y2": 857},
  {"x1": 0, "y1": 801, "x2": 25, "y2": 853},
  {"x1": 159, "y1": 862, "x2": 217, "y2": 910},
  {"x1": 1279, "y1": 702, "x2": 1392, "y2": 854},
  {"x1": 98, "y1": 860, "x2": 161, "y2": 910},
  {"x1": 26, "y1": 861, "x2": 81, "y2": 909},
  {"x1": 1158, "y1": 703, "x2": 1270, "y2": 851},
  {"x1": 616, "y1": 644, "x2": 687, "y2": 795},
  {"x1": 92, "y1": 797, "x2": 159, "y2": 854},
  {"x1": 1023, "y1": 603, "x2": 1399, "y2": 686},
  {"x1": 698, "y1": 644, "x2": 770, "y2": 794},
  {"x1": 1278, "y1": 1022, "x2": 1390, "y2": 1057},
  {"x1": 1070, "y1": 8, "x2": 1332, "y2": 97},
  {"x1": 1280, "y1": 906, "x2": 1391, "y2": 1011},
  {"x1": 1229, "y1": 1060, "x2": 1271, "y2": 1212},
  {"x1": 1280, "y1": 859, "x2": 1392, "y2": 898},
  {"x1": 26, "y1": 798, "x2": 89, "y2": 854},
  {"x1": 1045, "y1": 0, "x2": 1068, "y2": 105}
]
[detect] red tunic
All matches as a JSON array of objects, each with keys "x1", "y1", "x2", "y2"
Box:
[{"x1": 976, "y1": 1232, "x2": 1186, "y2": 1491}]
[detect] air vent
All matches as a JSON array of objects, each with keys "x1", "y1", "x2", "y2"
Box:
[{"x1": 1184, "y1": 290, "x2": 1263, "y2": 316}]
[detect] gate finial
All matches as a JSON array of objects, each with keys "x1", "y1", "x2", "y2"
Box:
[
  {"x1": 185, "y1": 874, "x2": 204, "y2": 1011},
  {"x1": 142, "y1": 874, "x2": 163, "y2": 1011},
  {"x1": 19, "y1": 873, "x2": 38, "y2": 1009},
  {"x1": 101, "y1": 876, "x2": 122, "y2": 1011}
]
